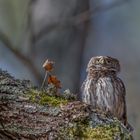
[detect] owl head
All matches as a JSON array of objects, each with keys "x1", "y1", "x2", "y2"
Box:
[{"x1": 87, "y1": 56, "x2": 120, "y2": 73}]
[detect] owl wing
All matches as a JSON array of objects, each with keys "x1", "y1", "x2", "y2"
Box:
[
  {"x1": 116, "y1": 77, "x2": 127, "y2": 124},
  {"x1": 80, "y1": 79, "x2": 87, "y2": 101}
]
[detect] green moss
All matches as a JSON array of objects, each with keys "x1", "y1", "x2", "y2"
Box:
[
  {"x1": 27, "y1": 89, "x2": 68, "y2": 107},
  {"x1": 60, "y1": 121, "x2": 132, "y2": 140}
]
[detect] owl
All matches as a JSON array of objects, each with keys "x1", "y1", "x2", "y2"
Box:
[{"x1": 81, "y1": 56, "x2": 127, "y2": 125}]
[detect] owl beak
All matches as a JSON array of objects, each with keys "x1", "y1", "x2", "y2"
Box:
[{"x1": 100, "y1": 58, "x2": 105, "y2": 64}]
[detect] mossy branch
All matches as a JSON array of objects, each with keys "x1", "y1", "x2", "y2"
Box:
[{"x1": 0, "y1": 69, "x2": 133, "y2": 140}]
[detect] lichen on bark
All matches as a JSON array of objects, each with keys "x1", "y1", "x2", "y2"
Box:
[{"x1": 0, "y1": 69, "x2": 133, "y2": 140}]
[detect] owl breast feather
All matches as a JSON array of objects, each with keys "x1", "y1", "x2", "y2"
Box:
[{"x1": 82, "y1": 76, "x2": 125, "y2": 118}]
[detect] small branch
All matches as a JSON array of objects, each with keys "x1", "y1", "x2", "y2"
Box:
[
  {"x1": 35, "y1": 0, "x2": 129, "y2": 42},
  {"x1": 0, "y1": 31, "x2": 42, "y2": 83},
  {"x1": 41, "y1": 71, "x2": 48, "y2": 89}
]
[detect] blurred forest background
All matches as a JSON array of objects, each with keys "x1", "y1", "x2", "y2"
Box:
[{"x1": 0, "y1": 0, "x2": 139, "y2": 139}]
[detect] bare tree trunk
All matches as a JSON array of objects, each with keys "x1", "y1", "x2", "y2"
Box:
[{"x1": 30, "y1": 0, "x2": 90, "y2": 92}]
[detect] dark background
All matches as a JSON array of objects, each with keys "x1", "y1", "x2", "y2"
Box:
[{"x1": 0, "y1": 0, "x2": 139, "y2": 139}]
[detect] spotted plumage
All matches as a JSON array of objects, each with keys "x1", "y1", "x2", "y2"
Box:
[{"x1": 81, "y1": 56, "x2": 127, "y2": 125}]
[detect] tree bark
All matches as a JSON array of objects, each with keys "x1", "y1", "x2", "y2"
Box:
[{"x1": 0, "y1": 69, "x2": 133, "y2": 140}]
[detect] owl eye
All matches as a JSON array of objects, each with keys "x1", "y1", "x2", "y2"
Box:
[
  {"x1": 96, "y1": 59, "x2": 100, "y2": 64},
  {"x1": 107, "y1": 60, "x2": 111, "y2": 64}
]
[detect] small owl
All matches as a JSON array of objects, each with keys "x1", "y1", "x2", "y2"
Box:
[{"x1": 81, "y1": 56, "x2": 127, "y2": 125}]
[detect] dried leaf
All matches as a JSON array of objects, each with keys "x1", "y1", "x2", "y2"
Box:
[
  {"x1": 43, "y1": 59, "x2": 54, "y2": 72},
  {"x1": 48, "y1": 75, "x2": 61, "y2": 89}
]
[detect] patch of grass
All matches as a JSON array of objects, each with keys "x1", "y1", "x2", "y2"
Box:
[
  {"x1": 60, "y1": 121, "x2": 132, "y2": 140},
  {"x1": 27, "y1": 89, "x2": 68, "y2": 106}
]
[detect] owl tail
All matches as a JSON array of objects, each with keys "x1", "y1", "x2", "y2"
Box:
[{"x1": 126, "y1": 122, "x2": 134, "y2": 133}]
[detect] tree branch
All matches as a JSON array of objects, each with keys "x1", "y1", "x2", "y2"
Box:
[
  {"x1": 0, "y1": 31, "x2": 42, "y2": 83},
  {"x1": 0, "y1": 71, "x2": 133, "y2": 139},
  {"x1": 35, "y1": 0, "x2": 129, "y2": 42}
]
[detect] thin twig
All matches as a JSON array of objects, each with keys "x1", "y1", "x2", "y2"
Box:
[
  {"x1": 0, "y1": 31, "x2": 42, "y2": 83},
  {"x1": 41, "y1": 71, "x2": 48, "y2": 89}
]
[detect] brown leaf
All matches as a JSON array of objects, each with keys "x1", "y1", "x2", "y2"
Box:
[
  {"x1": 48, "y1": 75, "x2": 61, "y2": 89},
  {"x1": 43, "y1": 59, "x2": 54, "y2": 72}
]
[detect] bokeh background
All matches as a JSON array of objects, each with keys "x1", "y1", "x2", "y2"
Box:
[{"x1": 0, "y1": 0, "x2": 139, "y2": 139}]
